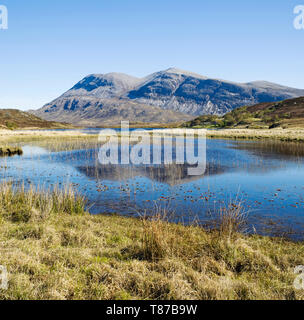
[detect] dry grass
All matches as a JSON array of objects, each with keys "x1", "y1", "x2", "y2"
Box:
[
  {"x1": 0, "y1": 183, "x2": 85, "y2": 222},
  {"x1": 214, "y1": 201, "x2": 248, "y2": 238},
  {"x1": 0, "y1": 130, "x2": 93, "y2": 144},
  {"x1": 0, "y1": 183, "x2": 304, "y2": 300},
  {"x1": 2, "y1": 127, "x2": 304, "y2": 146},
  {"x1": 206, "y1": 128, "x2": 304, "y2": 142}
]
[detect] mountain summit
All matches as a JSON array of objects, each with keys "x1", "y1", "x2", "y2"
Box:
[
  {"x1": 63, "y1": 73, "x2": 141, "y2": 99},
  {"x1": 32, "y1": 68, "x2": 304, "y2": 125}
]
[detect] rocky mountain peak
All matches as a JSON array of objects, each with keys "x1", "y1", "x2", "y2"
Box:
[{"x1": 31, "y1": 68, "x2": 304, "y2": 125}]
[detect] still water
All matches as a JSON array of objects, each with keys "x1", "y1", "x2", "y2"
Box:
[{"x1": 1, "y1": 135, "x2": 304, "y2": 240}]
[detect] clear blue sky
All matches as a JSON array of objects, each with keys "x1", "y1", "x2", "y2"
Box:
[{"x1": 0, "y1": 0, "x2": 303, "y2": 110}]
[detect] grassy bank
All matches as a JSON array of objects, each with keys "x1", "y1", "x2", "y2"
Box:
[
  {"x1": 205, "y1": 128, "x2": 304, "y2": 142},
  {"x1": 0, "y1": 184, "x2": 303, "y2": 300},
  {"x1": 2, "y1": 127, "x2": 304, "y2": 145},
  {"x1": 0, "y1": 130, "x2": 101, "y2": 153},
  {"x1": 139, "y1": 127, "x2": 304, "y2": 142},
  {"x1": 0, "y1": 130, "x2": 94, "y2": 144}
]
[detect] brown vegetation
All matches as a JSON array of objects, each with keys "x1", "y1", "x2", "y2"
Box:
[
  {"x1": 0, "y1": 109, "x2": 74, "y2": 130},
  {"x1": 0, "y1": 184, "x2": 303, "y2": 300}
]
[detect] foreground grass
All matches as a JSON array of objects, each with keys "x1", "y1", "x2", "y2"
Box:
[{"x1": 0, "y1": 184, "x2": 304, "y2": 300}]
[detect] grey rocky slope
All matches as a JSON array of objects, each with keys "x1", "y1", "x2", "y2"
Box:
[{"x1": 32, "y1": 68, "x2": 304, "y2": 125}]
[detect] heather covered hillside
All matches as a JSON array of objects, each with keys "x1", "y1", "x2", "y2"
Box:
[
  {"x1": 183, "y1": 96, "x2": 304, "y2": 129},
  {"x1": 0, "y1": 109, "x2": 72, "y2": 130}
]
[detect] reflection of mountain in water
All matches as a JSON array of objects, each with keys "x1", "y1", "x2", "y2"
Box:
[
  {"x1": 44, "y1": 138, "x2": 303, "y2": 184},
  {"x1": 77, "y1": 163, "x2": 227, "y2": 186}
]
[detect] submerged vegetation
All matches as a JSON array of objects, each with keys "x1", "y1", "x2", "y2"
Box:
[
  {"x1": 0, "y1": 146, "x2": 23, "y2": 157},
  {"x1": 0, "y1": 183, "x2": 303, "y2": 300}
]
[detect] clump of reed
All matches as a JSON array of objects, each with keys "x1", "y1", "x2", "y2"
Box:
[
  {"x1": 0, "y1": 182, "x2": 86, "y2": 223},
  {"x1": 139, "y1": 204, "x2": 174, "y2": 261},
  {"x1": 137, "y1": 198, "x2": 248, "y2": 264},
  {"x1": 0, "y1": 146, "x2": 23, "y2": 157},
  {"x1": 217, "y1": 202, "x2": 248, "y2": 238}
]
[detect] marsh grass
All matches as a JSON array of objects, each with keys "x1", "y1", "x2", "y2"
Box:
[
  {"x1": 138, "y1": 200, "x2": 247, "y2": 263},
  {"x1": 0, "y1": 146, "x2": 23, "y2": 157},
  {"x1": 0, "y1": 130, "x2": 97, "y2": 145},
  {"x1": 0, "y1": 183, "x2": 304, "y2": 300},
  {"x1": 217, "y1": 201, "x2": 248, "y2": 237},
  {"x1": 206, "y1": 128, "x2": 304, "y2": 142},
  {"x1": 138, "y1": 204, "x2": 175, "y2": 261},
  {"x1": 0, "y1": 183, "x2": 86, "y2": 223},
  {"x1": 2, "y1": 128, "x2": 304, "y2": 146}
]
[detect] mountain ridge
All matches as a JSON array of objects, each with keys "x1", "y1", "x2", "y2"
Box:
[
  {"x1": 32, "y1": 68, "x2": 304, "y2": 125},
  {"x1": 0, "y1": 109, "x2": 73, "y2": 130}
]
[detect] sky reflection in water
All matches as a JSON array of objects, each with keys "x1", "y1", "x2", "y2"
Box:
[{"x1": 1, "y1": 138, "x2": 304, "y2": 240}]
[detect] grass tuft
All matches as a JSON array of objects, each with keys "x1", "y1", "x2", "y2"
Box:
[
  {"x1": 217, "y1": 201, "x2": 248, "y2": 238},
  {"x1": 0, "y1": 183, "x2": 86, "y2": 223}
]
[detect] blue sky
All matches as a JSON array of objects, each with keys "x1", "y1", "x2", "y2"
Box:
[{"x1": 0, "y1": 0, "x2": 303, "y2": 110}]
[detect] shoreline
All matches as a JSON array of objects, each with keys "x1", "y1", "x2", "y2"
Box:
[
  {"x1": 1, "y1": 128, "x2": 304, "y2": 143},
  {"x1": 205, "y1": 128, "x2": 304, "y2": 142},
  {"x1": 0, "y1": 184, "x2": 303, "y2": 300}
]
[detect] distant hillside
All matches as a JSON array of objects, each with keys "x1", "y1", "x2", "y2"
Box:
[
  {"x1": 32, "y1": 97, "x2": 194, "y2": 126},
  {"x1": 31, "y1": 68, "x2": 304, "y2": 126},
  {"x1": 183, "y1": 96, "x2": 304, "y2": 129},
  {"x1": 0, "y1": 109, "x2": 73, "y2": 130}
]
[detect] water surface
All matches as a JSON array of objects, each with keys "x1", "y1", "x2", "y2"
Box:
[{"x1": 1, "y1": 135, "x2": 304, "y2": 240}]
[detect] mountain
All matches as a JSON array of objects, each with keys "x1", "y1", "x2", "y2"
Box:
[
  {"x1": 32, "y1": 68, "x2": 304, "y2": 125},
  {"x1": 33, "y1": 72, "x2": 193, "y2": 126},
  {"x1": 127, "y1": 68, "x2": 304, "y2": 115},
  {"x1": 63, "y1": 73, "x2": 141, "y2": 99},
  {"x1": 0, "y1": 109, "x2": 73, "y2": 130},
  {"x1": 183, "y1": 96, "x2": 304, "y2": 129}
]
